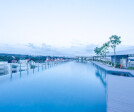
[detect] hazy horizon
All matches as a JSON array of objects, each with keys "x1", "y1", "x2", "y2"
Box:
[{"x1": 0, "y1": 0, "x2": 134, "y2": 56}]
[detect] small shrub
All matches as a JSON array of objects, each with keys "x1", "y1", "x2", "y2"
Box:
[
  {"x1": 115, "y1": 63, "x2": 120, "y2": 68},
  {"x1": 127, "y1": 67, "x2": 134, "y2": 70}
]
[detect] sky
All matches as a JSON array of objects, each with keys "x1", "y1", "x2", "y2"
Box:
[{"x1": 0, "y1": 0, "x2": 134, "y2": 56}]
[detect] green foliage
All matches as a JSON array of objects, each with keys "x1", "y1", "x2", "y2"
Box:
[
  {"x1": 94, "y1": 41, "x2": 110, "y2": 62},
  {"x1": 0, "y1": 56, "x2": 14, "y2": 62},
  {"x1": 108, "y1": 61, "x2": 114, "y2": 66},
  {"x1": 115, "y1": 63, "x2": 120, "y2": 68},
  {"x1": 127, "y1": 67, "x2": 134, "y2": 70},
  {"x1": 109, "y1": 35, "x2": 121, "y2": 49},
  {"x1": 93, "y1": 35, "x2": 121, "y2": 66},
  {"x1": 109, "y1": 35, "x2": 121, "y2": 66},
  {"x1": 101, "y1": 41, "x2": 110, "y2": 56},
  {"x1": 94, "y1": 47, "x2": 100, "y2": 55}
]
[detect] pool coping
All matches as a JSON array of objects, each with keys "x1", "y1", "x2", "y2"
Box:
[{"x1": 91, "y1": 61, "x2": 134, "y2": 76}]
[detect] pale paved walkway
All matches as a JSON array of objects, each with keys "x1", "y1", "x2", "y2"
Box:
[{"x1": 91, "y1": 61, "x2": 134, "y2": 76}]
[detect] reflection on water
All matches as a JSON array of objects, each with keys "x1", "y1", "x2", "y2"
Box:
[
  {"x1": 108, "y1": 72, "x2": 132, "y2": 77},
  {"x1": 93, "y1": 63, "x2": 133, "y2": 78},
  {"x1": 0, "y1": 61, "x2": 133, "y2": 112},
  {"x1": 0, "y1": 62, "x2": 58, "y2": 83},
  {"x1": 93, "y1": 62, "x2": 134, "y2": 112},
  {"x1": 0, "y1": 61, "x2": 106, "y2": 112},
  {"x1": 96, "y1": 71, "x2": 106, "y2": 86},
  {"x1": 95, "y1": 65, "x2": 107, "y2": 87}
]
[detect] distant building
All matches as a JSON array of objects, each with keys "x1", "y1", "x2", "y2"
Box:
[
  {"x1": 12, "y1": 60, "x2": 17, "y2": 63},
  {"x1": 0, "y1": 62, "x2": 10, "y2": 74},
  {"x1": 19, "y1": 60, "x2": 28, "y2": 64},
  {"x1": 46, "y1": 57, "x2": 50, "y2": 61},
  {"x1": 111, "y1": 55, "x2": 128, "y2": 68}
]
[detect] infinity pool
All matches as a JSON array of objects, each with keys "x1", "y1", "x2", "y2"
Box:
[{"x1": 0, "y1": 61, "x2": 133, "y2": 112}]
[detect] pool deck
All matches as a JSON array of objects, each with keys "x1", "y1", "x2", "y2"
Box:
[{"x1": 91, "y1": 61, "x2": 134, "y2": 76}]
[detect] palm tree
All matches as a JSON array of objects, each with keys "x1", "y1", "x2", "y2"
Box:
[
  {"x1": 94, "y1": 47, "x2": 100, "y2": 60},
  {"x1": 102, "y1": 41, "x2": 110, "y2": 62},
  {"x1": 109, "y1": 35, "x2": 121, "y2": 66}
]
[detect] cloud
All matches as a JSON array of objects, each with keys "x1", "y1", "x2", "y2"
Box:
[
  {"x1": 0, "y1": 43, "x2": 133, "y2": 56},
  {"x1": 0, "y1": 43, "x2": 96, "y2": 56},
  {"x1": 2, "y1": 42, "x2": 134, "y2": 57}
]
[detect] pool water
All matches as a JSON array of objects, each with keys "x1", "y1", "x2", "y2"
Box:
[{"x1": 0, "y1": 61, "x2": 110, "y2": 112}]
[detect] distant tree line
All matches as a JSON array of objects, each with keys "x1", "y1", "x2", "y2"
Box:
[
  {"x1": 0, "y1": 54, "x2": 71, "y2": 63},
  {"x1": 0, "y1": 55, "x2": 46, "y2": 63}
]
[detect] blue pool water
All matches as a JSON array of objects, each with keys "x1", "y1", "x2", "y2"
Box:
[{"x1": 0, "y1": 62, "x2": 107, "y2": 112}]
